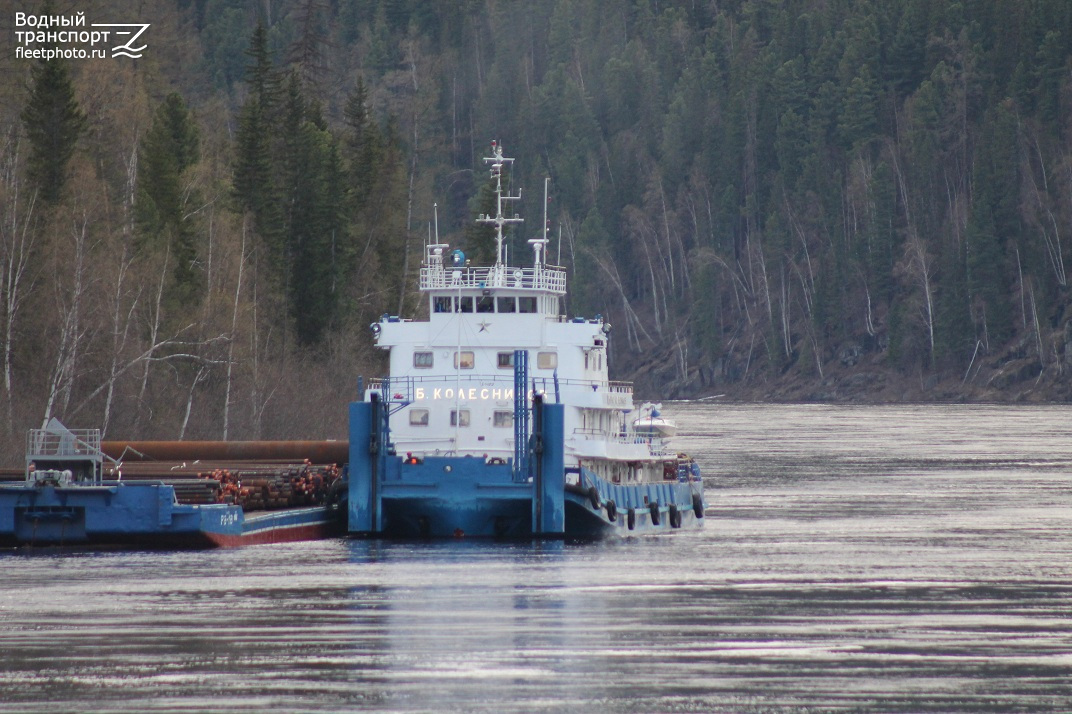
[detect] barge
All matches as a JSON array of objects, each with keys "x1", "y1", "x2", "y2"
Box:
[{"x1": 0, "y1": 420, "x2": 342, "y2": 548}]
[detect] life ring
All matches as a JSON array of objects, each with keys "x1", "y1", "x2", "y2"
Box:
[
  {"x1": 627, "y1": 508, "x2": 636, "y2": 530},
  {"x1": 605, "y1": 500, "x2": 617, "y2": 521},
  {"x1": 692, "y1": 493, "x2": 704, "y2": 519},
  {"x1": 588, "y1": 486, "x2": 600, "y2": 510},
  {"x1": 669, "y1": 504, "x2": 682, "y2": 528},
  {"x1": 649, "y1": 501, "x2": 661, "y2": 526}
]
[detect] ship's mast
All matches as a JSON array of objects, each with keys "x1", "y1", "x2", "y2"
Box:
[
  {"x1": 528, "y1": 176, "x2": 551, "y2": 269},
  {"x1": 477, "y1": 141, "x2": 523, "y2": 267}
]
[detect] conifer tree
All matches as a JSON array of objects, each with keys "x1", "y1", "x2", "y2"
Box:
[
  {"x1": 343, "y1": 81, "x2": 381, "y2": 215},
  {"x1": 21, "y1": 58, "x2": 87, "y2": 204},
  {"x1": 136, "y1": 93, "x2": 202, "y2": 310},
  {"x1": 233, "y1": 23, "x2": 280, "y2": 242},
  {"x1": 967, "y1": 103, "x2": 1019, "y2": 349}
]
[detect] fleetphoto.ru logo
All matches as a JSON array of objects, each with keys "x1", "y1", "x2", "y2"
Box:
[{"x1": 15, "y1": 11, "x2": 149, "y2": 60}]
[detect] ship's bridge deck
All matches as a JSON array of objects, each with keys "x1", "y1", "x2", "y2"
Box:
[{"x1": 420, "y1": 263, "x2": 566, "y2": 295}]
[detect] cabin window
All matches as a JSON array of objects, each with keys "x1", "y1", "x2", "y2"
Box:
[
  {"x1": 493, "y1": 411, "x2": 514, "y2": 428},
  {"x1": 451, "y1": 409, "x2": 470, "y2": 427},
  {"x1": 497, "y1": 352, "x2": 515, "y2": 369},
  {"x1": 409, "y1": 409, "x2": 429, "y2": 426},
  {"x1": 537, "y1": 351, "x2": 557, "y2": 369},
  {"x1": 454, "y1": 351, "x2": 475, "y2": 369},
  {"x1": 413, "y1": 351, "x2": 434, "y2": 368},
  {"x1": 458, "y1": 296, "x2": 474, "y2": 313},
  {"x1": 433, "y1": 296, "x2": 453, "y2": 313},
  {"x1": 518, "y1": 297, "x2": 537, "y2": 313},
  {"x1": 496, "y1": 297, "x2": 516, "y2": 313},
  {"x1": 477, "y1": 295, "x2": 495, "y2": 313}
]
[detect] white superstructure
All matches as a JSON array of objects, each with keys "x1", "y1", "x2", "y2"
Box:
[{"x1": 367, "y1": 143, "x2": 672, "y2": 484}]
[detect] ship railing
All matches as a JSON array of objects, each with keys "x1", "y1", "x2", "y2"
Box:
[
  {"x1": 572, "y1": 428, "x2": 675, "y2": 456},
  {"x1": 27, "y1": 428, "x2": 102, "y2": 459},
  {"x1": 419, "y1": 264, "x2": 567, "y2": 294},
  {"x1": 366, "y1": 375, "x2": 633, "y2": 400},
  {"x1": 26, "y1": 427, "x2": 105, "y2": 484}
]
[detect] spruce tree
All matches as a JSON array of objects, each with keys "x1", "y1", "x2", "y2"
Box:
[
  {"x1": 21, "y1": 58, "x2": 87, "y2": 204},
  {"x1": 343, "y1": 81, "x2": 382, "y2": 215},
  {"x1": 233, "y1": 23, "x2": 281, "y2": 246},
  {"x1": 136, "y1": 93, "x2": 202, "y2": 310}
]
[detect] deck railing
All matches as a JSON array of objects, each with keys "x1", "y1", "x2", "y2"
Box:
[
  {"x1": 27, "y1": 428, "x2": 102, "y2": 459},
  {"x1": 420, "y1": 264, "x2": 567, "y2": 294},
  {"x1": 572, "y1": 427, "x2": 674, "y2": 453},
  {"x1": 367, "y1": 374, "x2": 633, "y2": 403}
]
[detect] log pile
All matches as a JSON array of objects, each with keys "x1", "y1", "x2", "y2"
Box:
[
  {"x1": 197, "y1": 461, "x2": 340, "y2": 511},
  {"x1": 102, "y1": 459, "x2": 341, "y2": 512}
]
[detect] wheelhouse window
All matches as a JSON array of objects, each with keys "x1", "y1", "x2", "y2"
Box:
[
  {"x1": 497, "y1": 351, "x2": 515, "y2": 369},
  {"x1": 518, "y1": 297, "x2": 537, "y2": 313},
  {"x1": 450, "y1": 409, "x2": 470, "y2": 427},
  {"x1": 458, "y1": 297, "x2": 474, "y2": 313},
  {"x1": 493, "y1": 411, "x2": 514, "y2": 428},
  {"x1": 537, "y1": 351, "x2": 557, "y2": 369},
  {"x1": 409, "y1": 408, "x2": 429, "y2": 426},
  {"x1": 413, "y1": 351, "x2": 434, "y2": 368},
  {"x1": 454, "y1": 351, "x2": 475, "y2": 369},
  {"x1": 477, "y1": 295, "x2": 495, "y2": 312},
  {"x1": 496, "y1": 296, "x2": 516, "y2": 313},
  {"x1": 433, "y1": 296, "x2": 453, "y2": 313}
]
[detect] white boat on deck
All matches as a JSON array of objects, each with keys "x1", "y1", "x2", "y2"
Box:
[{"x1": 632, "y1": 403, "x2": 677, "y2": 439}]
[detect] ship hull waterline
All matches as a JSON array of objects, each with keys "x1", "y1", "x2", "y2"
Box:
[
  {"x1": 346, "y1": 400, "x2": 705, "y2": 540},
  {"x1": 0, "y1": 482, "x2": 341, "y2": 549}
]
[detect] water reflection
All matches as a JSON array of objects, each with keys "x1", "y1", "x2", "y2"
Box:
[{"x1": 2, "y1": 405, "x2": 1072, "y2": 711}]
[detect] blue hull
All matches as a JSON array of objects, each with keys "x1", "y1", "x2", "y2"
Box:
[
  {"x1": 346, "y1": 460, "x2": 704, "y2": 540},
  {"x1": 0, "y1": 482, "x2": 340, "y2": 548},
  {"x1": 563, "y1": 477, "x2": 706, "y2": 539},
  {"x1": 346, "y1": 400, "x2": 705, "y2": 539}
]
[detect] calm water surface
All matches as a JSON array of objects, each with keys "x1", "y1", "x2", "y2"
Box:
[{"x1": 2, "y1": 404, "x2": 1072, "y2": 712}]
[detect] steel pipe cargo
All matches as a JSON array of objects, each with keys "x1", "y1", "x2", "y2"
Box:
[{"x1": 101, "y1": 440, "x2": 349, "y2": 465}]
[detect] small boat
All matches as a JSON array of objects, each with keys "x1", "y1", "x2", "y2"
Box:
[
  {"x1": 0, "y1": 420, "x2": 342, "y2": 548},
  {"x1": 345, "y1": 142, "x2": 704, "y2": 539},
  {"x1": 632, "y1": 403, "x2": 677, "y2": 439}
]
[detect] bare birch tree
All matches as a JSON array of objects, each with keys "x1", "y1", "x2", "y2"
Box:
[{"x1": 0, "y1": 128, "x2": 38, "y2": 433}]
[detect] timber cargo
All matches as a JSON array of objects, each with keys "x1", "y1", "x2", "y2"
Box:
[{"x1": 0, "y1": 420, "x2": 344, "y2": 548}]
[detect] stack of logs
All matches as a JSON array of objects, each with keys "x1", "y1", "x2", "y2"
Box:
[
  {"x1": 102, "y1": 460, "x2": 341, "y2": 512},
  {"x1": 197, "y1": 461, "x2": 340, "y2": 511}
]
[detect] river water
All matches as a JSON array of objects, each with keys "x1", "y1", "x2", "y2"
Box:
[{"x1": 2, "y1": 403, "x2": 1072, "y2": 712}]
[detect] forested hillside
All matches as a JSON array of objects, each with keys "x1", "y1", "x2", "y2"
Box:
[{"x1": 2, "y1": 0, "x2": 1072, "y2": 457}]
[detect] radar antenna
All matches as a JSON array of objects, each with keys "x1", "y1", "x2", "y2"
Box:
[{"x1": 477, "y1": 141, "x2": 523, "y2": 268}]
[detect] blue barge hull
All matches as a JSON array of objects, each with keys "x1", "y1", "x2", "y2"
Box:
[{"x1": 0, "y1": 481, "x2": 338, "y2": 548}]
